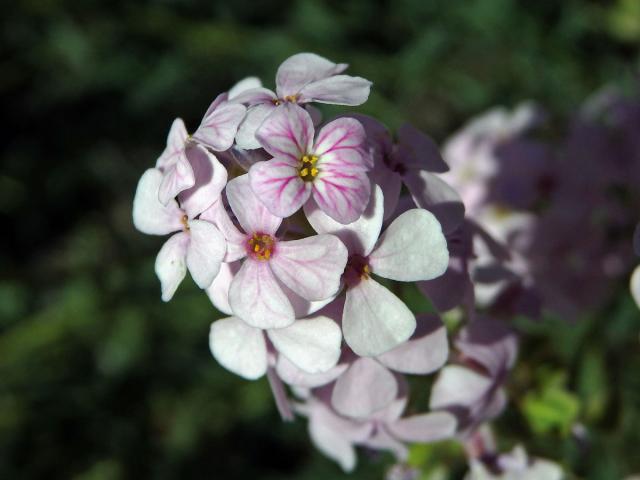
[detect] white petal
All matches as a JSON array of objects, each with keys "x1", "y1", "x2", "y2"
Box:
[
  {"x1": 343, "y1": 278, "x2": 416, "y2": 357},
  {"x1": 205, "y1": 261, "x2": 240, "y2": 315},
  {"x1": 270, "y1": 234, "x2": 347, "y2": 301},
  {"x1": 331, "y1": 357, "x2": 398, "y2": 419},
  {"x1": 155, "y1": 118, "x2": 188, "y2": 170},
  {"x1": 275, "y1": 52, "x2": 346, "y2": 98},
  {"x1": 303, "y1": 184, "x2": 384, "y2": 256},
  {"x1": 376, "y1": 313, "x2": 449, "y2": 374},
  {"x1": 192, "y1": 101, "x2": 246, "y2": 151},
  {"x1": 209, "y1": 317, "x2": 267, "y2": 380},
  {"x1": 158, "y1": 154, "x2": 194, "y2": 205},
  {"x1": 132, "y1": 169, "x2": 183, "y2": 235},
  {"x1": 275, "y1": 355, "x2": 348, "y2": 388},
  {"x1": 235, "y1": 103, "x2": 276, "y2": 150},
  {"x1": 631, "y1": 265, "x2": 640, "y2": 309},
  {"x1": 179, "y1": 146, "x2": 227, "y2": 218},
  {"x1": 369, "y1": 209, "x2": 449, "y2": 282},
  {"x1": 267, "y1": 316, "x2": 342, "y2": 374},
  {"x1": 185, "y1": 220, "x2": 226, "y2": 289},
  {"x1": 199, "y1": 199, "x2": 246, "y2": 262},
  {"x1": 154, "y1": 233, "x2": 189, "y2": 302},
  {"x1": 387, "y1": 411, "x2": 457, "y2": 443},
  {"x1": 429, "y1": 365, "x2": 492, "y2": 411},
  {"x1": 228, "y1": 76, "x2": 263, "y2": 99},
  {"x1": 228, "y1": 259, "x2": 295, "y2": 329},
  {"x1": 225, "y1": 174, "x2": 282, "y2": 236}
]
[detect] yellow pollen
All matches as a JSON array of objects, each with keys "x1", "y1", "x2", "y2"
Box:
[
  {"x1": 299, "y1": 154, "x2": 320, "y2": 181},
  {"x1": 248, "y1": 233, "x2": 274, "y2": 261},
  {"x1": 272, "y1": 99, "x2": 281, "y2": 106},
  {"x1": 181, "y1": 214, "x2": 190, "y2": 231},
  {"x1": 361, "y1": 264, "x2": 370, "y2": 279},
  {"x1": 284, "y1": 94, "x2": 299, "y2": 103}
]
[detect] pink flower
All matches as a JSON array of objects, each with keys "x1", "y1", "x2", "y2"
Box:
[
  {"x1": 204, "y1": 174, "x2": 348, "y2": 329},
  {"x1": 305, "y1": 185, "x2": 449, "y2": 355},
  {"x1": 132, "y1": 169, "x2": 226, "y2": 301},
  {"x1": 233, "y1": 53, "x2": 372, "y2": 149},
  {"x1": 249, "y1": 104, "x2": 371, "y2": 224}
]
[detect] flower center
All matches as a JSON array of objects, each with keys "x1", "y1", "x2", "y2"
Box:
[
  {"x1": 180, "y1": 214, "x2": 190, "y2": 232},
  {"x1": 344, "y1": 254, "x2": 370, "y2": 286},
  {"x1": 283, "y1": 94, "x2": 299, "y2": 103},
  {"x1": 299, "y1": 154, "x2": 319, "y2": 182},
  {"x1": 248, "y1": 233, "x2": 275, "y2": 261}
]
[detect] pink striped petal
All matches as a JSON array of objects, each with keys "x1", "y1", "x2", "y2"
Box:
[
  {"x1": 228, "y1": 258, "x2": 295, "y2": 329},
  {"x1": 249, "y1": 159, "x2": 311, "y2": 219},
  {"x1": 226, "y1": 174, "x2": 282, "y2": 235},
  {"x1": 275, "y1": 53, "x2": 347, "y2": 98},
  {"x1": 255, "y1": 104, "x2": 314, "y2": 161},
  {"x1": 178, "y1": 145, "x2": 227, "y2": 218},
  {"x1": 269, "y1": 234, "x2": 348, "y2": 301},
  {"x1": 314, "y1": 118, "x2": 370, "y2": 170},
  {"x1": 299, "y1": 75, "x2": 372, "y2": 106},
  {"x1": 200, "y1": 199, "x2": 246, "y2": 262},
  {"x1": 155, "y1": 118, "x2": 188, "y2": 170},
  {"x1": 192, "y1": 100, "x2": 246, "y2": 151},
  {"x1": 235, "y1": 103, "x2": 276, "y2": 150},
  {"x1": 158, "y1": 153, "x2": 194, "y2": 205},
  {"x1": 312, "y1": 169, "x2": 371, "y2": 224}
]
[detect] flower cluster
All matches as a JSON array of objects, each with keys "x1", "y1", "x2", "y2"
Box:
[{"x1": 133, "y1": 53, "x2": 463, "y2": 472}]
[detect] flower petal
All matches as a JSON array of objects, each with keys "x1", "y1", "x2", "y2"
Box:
[
  {"x1": 158, "y1": 153, "x2": 195, "y2": 205},
  {"x1": 154, "y1": 232, "x2": 189, "y2": 302},
  {"x1": 362, "y1": 427, "x2": 409, "y2": 460},
  {"x1": 331, "y1": 357, "x2": 398, "y2": 418},
  {"x1": 255, "y1": 104, "x2": 314, "y2": 161},
  {"x1": 403, "y1": 170, "x2": 465, "y2": 235},
  {"x1": 370, "y1": 167, "x2": 401, "y2": 220},
  {"x1": 205, "y1": 261, "x2": 241, "y2": 315},
  {"x1": 369, "y1": 209, "x2": 449, "y2": 282},
  {"x1": 275, "y1": 53, "x2": 347, "y2": 98},
  {"x1": 270, "y1": 234, "x2": 347, "y2": 301},
  {"x1": 226, "y1": 174, "x2": 282, "y2": 235},
  {"x1": 235, "y1": 103, "x2": 276, "y2": 150},
  {"x1": 312, "y1": 169, "x2": 371, "y2": 224},
  {"x1": 276, "y1": 355, "x2": 348, "y2": 388},
  {"x1": 192, "y1": 101, "x2": 246, "y2": 151},
  {"x1": 314, "y1": 117, "x2": 370, "y2": 170},
  {"x1": 343, "y1": 277, "x2": 416, "y2": 357},
  {"x1": 249, "y1": 159, "x2": 311, "y2": 218},
  {"x1": 228, "y1": 77, "x2": 263, "y2": 100},
  {"x1": 155, "y1": 118, "x2": 188, "y2": 170},
  {"x1": 395, "y1": 123, "x2": 449, "y2": 173},
  {"x1": 228, "y1": 258, "x2": 295, "y2": 329},
  {"x1": 185, "y1": 219, "x2": 226, "y2": 289},
  {"x1": 209, "y1": 316, "x2": 267, "y2": 380},
  {"x1": 376, "y1": 313, "x2": 449, "y2": 375},
  {"x1": 267, "y1": 316, "x2": 342, "y2": 374},
  {"x1": 200, "y1": 199, "x2": 246, "y2": 262},
  {"x1": 303, "y1": 184, "x2": 383, "y2": 256},
  {"x1": 632, "y1": 265, "x2": 640, "y2": 309},
  {"x1": 299, "y1": 75, "x2": 372, "y2": 106},
  {"x1": 429, "y1": 365, "x2": 492, "y2": 411},
  {"x1": 132, "y1": 169, "x2": 183, "y2": 235},
  {"x1": 387, "y1": 411, "x2": 457, "y2": 443},
  {"x1": 178, "y1": 146, "x2": 227, "y2": 218}
]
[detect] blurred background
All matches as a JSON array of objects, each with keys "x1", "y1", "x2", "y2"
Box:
[{"x1": 2, "y1": 0, "x2": 640, "y2": 478}]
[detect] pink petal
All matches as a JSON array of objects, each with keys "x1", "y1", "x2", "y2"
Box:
[
  {"x1": 192, "y1": 101, "x2": 246, "y2": 151},
  {"x1": 388, "y1": 411, "x2": 457, "y2": 443},
  {"x1": 270, "y1": 234, "x2": 347, "y2": 301},
  {"x1": 178, "y1": 145, "x2": 227, "y2": 218},
  {"x1": 154, "y1": 232, "x2": 189, "y2": 302},
  {"x1": 314, "y1": 118, "x2": 370, "y2": 170},
  {"x1": 132, "y1": 169, "x2": 183, "y2": 235},
  {"x1": 155, "y1": 118, "x2": 188, "y2": 170},
  {"x1": 235, "y1": 103, "x2": 276, "y2": 150},
  {"x1": 312, "y1": 169, "x2": 371, "y2": 224},
  {"x1": 331, "y1": 357, "x2": 398, "y2": 419},
  {"x1": 362, "y1": 427, "x2": 409, "y2": 460},
  {"x1": 342, "y1": 277, "x2": 415, "y2": 357},
  {"x1": 394, "y1": 123, "x2": 449, "y2": 173},
  {"x1": 299, "y1": 75, "x2": 372, "y2": 106},
  {"x1": 275, "y1": 53, "x2": 347, "y2": 98},
  {"x1": 403, "y1": 170, "x2": 465, "y2": 235},
  {"x1": 158, "y1": 153, "x2": 195, "y2": 205},
  {"x1": 209, "y1": 316, "x2": 267, "y2": 380},
  {"x1": 225, "y1": 174, "x2": 282, "y2": 235},
  {"x1": 275, "y1": 354, "x2": 348, "y2": 388},
  {"x1": 303, "y1": 184, "x2": 383, "y2": 256},
  {"x1": 370, "y1": 167, "x2": 401, "y2": 220},
  {"x1": 376, "y1": 313, "x2": 449, "y2": 375},
  {"x1": 200, "y1": 199, "x2": 246, "y2": 262},
  {"x1": 266, "y1": 366, "x2": 294, "y2": 421},
  {"x1": 255, "y1": 104, "x2": 314, "y2": 161},
  {"x1": 369, "y1": 209, "x2": 449, "y2": 282},
  {"x1": 249, "y1": 159, "x2": 311, "y2": 218},
  {"x1": 205, "y1": 261, "x2": 241, "y2": 315},
  {"x1": 228, "y1": 258, "x2": 295, "y2": 329},
  {"x1": 267, "y1": 316, "x2": 342, "y2": 374},
  {"x1": 185, "y1": 219, "x2": 226, "y2": 289}
]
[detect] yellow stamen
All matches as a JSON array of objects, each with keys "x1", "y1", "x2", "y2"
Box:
[
  {"x1": 248, "y1": 233, "x2": 275, "y2": 261},
  {"x1": 284, "y1": 94, "x2": 299, "y2": 103},
  {"x1": 181, "y1": 214, "x2": 190, "y2": 231},
  {"x1": 298, "y1": 154, "x2": 320, "y2": 181}
]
